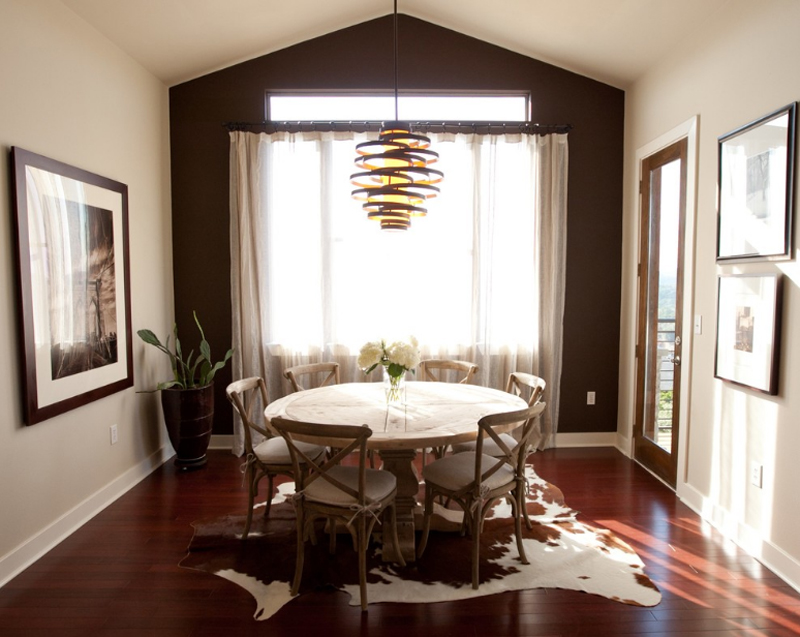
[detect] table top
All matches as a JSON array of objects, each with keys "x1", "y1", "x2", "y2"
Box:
[{"x1": 264, "y1": 381, "x2": 527, "y2": 450}]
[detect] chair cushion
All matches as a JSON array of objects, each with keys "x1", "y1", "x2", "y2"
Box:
[
  {"x1": 451, "y1": 432, "x2": 518, "y2": 457},
  {"x1": 253, "y1": 437, "x2": 325, "y2": 465},
  {"x1": 422, "y1": 451, "x2": 514, "y2": 492},
  {"x1": 304, "y1": 465, "x2": 397, "y2": 506}
]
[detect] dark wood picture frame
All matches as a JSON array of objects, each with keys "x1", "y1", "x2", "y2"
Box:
[
  {"x1": 10, "y1": 147, "x2": 133, "y2": 425},
  {"x1": 714, "y1": 273, "x2": 782, "y2": 395},
  {"x1": 716, "y1": 102, "x2": 796, "y2": 262}
]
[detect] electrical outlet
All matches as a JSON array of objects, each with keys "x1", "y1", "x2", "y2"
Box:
[
  {"x1": 750, "y1": 462, "x2": 762, "y2": 488},
  {"x1": 587, "y1": 391, "x2": 596, "y2": 405},
  {"x1": 110, "y1": 424, "x2": 118, "y2": 445}
]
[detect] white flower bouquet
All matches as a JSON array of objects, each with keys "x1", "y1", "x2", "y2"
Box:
[
  {"x1": 358, "y1": 337, "x2": 420, "y2": 402},
  {"x1": 358, "y1": 336, "x2": 420, "y2": 378}
]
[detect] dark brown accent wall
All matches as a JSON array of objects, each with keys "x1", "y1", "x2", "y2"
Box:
[{"x1": 169, "y1": 15, "x2": 625, "y2": 437}]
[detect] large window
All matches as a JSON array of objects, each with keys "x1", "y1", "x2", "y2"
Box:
[
  {"x1": 261, "y1": 131, "x2": 535, "y2": 350},
  {"x1": 229, "y1": 96, "x2": 568, "y2": 453}
]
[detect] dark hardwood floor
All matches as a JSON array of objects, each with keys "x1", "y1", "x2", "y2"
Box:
[{"x1": 1, "y1": 447, "x2": 799, "y2": 636}]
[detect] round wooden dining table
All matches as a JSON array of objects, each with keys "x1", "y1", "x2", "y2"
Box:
[{"x1": 264, "y1": 381, "x2": 527, "y2": 562}]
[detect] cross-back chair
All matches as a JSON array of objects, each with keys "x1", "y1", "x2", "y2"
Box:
[
  {"x1": 271, "y1": 417, "x2": 405, "y2": 611},
  {"x1": 452, "y1": 372, "x2": 546, "y2": 457},
  {"x1": 226, "y1": 377, "x2": 326, "y2": 539},
  {"x1": 418, "y1": 359, "x2": 478, "y2": 384},
  {"x1": 283, "y1": 362, "x2": 340, "y2": 393},
  {"x1": 506, "y1": 372, "x2": 547, "y2": 407},
  {"x1": 417, "y1": 401, "x2": 546, "y2": 589},
  {"x1": 418, "y1": 359, "x2": 479, "y2": 463}
]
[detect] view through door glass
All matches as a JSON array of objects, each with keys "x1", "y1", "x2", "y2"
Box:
[{"x1": 634, "y1": 137, "x2": 688, "y2": 487}]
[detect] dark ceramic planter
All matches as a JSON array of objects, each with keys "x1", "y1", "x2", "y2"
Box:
[{"x1": 160, "y1": 384, "x2": 214, "y2": 470}]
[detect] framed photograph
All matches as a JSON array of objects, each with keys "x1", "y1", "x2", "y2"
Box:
[
  {"x1": 11, "y1": 147, "x2": 133, "y2": 425},
  {"x1": 714, "y1": 274, "x2": 782, "y2": 395},
  {"x1": 717, "y1": 102, "x2": 796, "y2": 261}
]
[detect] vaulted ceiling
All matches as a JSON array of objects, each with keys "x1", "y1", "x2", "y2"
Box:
[{"x1": 61, "y1": 0, "x2": 728, "y2": 88}]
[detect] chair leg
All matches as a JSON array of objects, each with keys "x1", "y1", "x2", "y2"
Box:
[
  {"x1": 416, "y1": 486, "x2": 436, "y2": 558},
  {"x1": 264, "y1": 474, "x2": 275, "y2": 518},
  {"x1": 357, "y1": 514, "x2": 368, "y2": 611},
  {"x1": 471, "y1": 504, "x2": 482, "y2": 589},
  {"x1": 514, "y1": 490, "x2": 529, "y2": 565},
  {"x1": 243, "y1": 468, "x2": 256, "y2": 540},
  {"x1": 291, "y1": 509, "x2": 306, "y2": 597},
  {"x1": 328, "y1": 516, "x2": 337, "y2": 554},
  {"x1": 386, "y1": 504, "x2": 406, "y2": 567},
  {"x1": 523, "y1": 503, "x2": 533, "y2": 530}
]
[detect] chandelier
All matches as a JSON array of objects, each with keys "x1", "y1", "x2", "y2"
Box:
[{"x1": 350, "y1": 1, "x2": 443, "y2": 231}]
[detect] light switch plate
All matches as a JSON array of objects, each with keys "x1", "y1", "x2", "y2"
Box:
[{"x1": 750, "y1": 462, "x2": 762, "y2": 488}]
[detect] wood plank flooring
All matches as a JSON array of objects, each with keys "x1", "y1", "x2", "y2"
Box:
[{"x1": 1, "y1": 447, "x2": 799, "y2": 636}]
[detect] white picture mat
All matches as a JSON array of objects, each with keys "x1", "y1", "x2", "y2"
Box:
[
  {"x1": 715, "y1": 275, "x2": 779, "y2": 393},
  {"x1": 718, "y1": 108, "x2": 792, "y2": 260},
  {"x1": 25, "y1": 165, "x2": 130, "y2": 409}
]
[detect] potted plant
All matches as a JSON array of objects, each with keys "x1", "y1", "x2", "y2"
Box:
[{"x1": 138, "y1": 311, "x2": 233, "y2": 470}]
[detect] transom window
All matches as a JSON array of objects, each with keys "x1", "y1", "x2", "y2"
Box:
[{"x1": 266, "y1": 93, "x2": 530, "y2": 122}]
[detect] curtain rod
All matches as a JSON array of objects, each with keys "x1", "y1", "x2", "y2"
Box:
[{"x1": 223, "y1": 120, "x2": 573, "y2": 135}]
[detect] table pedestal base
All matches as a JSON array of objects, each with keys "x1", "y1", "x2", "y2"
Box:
[
  {"x1": 377, "y1": 448, "x2": 466, "y2": 562},
  {"x1": 378, "y1": 448, "x2": 419, "y2": 563}
]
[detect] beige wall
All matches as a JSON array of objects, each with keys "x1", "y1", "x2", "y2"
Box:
[
  {"x1": 620, "y1": 0, "x2": 800, "y2": 587},
  {"x1": 0, "y1": 0, "x2": 173, "y2": 582}
]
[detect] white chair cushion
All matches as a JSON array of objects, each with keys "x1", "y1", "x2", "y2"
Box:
[
  {"x1": 423, "y1": 451, "x2": 514, "y2": 492},
  {"x1": 304, "y1": 465, "x2": 397, "y2": 506},
  {"x1": 254, "y1": 437, "x2": 325, "y2": 465},
  {"x1": 451, "y1": 432, "x2": 518, "y2": 457}
]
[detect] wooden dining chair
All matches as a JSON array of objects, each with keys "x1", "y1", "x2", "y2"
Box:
[
  {"x1": 451, "y1": 372, "x2": 546, "y2": 457},
  {"x1": 283, "y1": 362, "x2": 340, "y2": 393},
  {"x1": 226, "y1": 377, "x2": 326, "y2": 539},
  {"x1": 417, "y1": 402, "x2": 546, "y2": 589},
  {"x1": 418, "y1": 359, "x2": 478, "y2": 384},
  {"x1": 271, "y1": 416, "x2": 406, "y2": 611},
  {"x1": 418, "y1": 359, "x2": 479, "y2": 463}
]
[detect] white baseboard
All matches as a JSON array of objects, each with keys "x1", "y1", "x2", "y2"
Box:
[
  {"x1": 209, "y1": 434, "x2": 234, "y2": 450},
  {"x1": 0, "y1": 445, "x2": 174, "y2": 588},
  {"x1": 679, "y1": 483, "x2": 800, "y2": 595},
  {"x1": 615, "y1": 432, "x2": 632, "y2": 457},
  {"x1": 555, "y1": 432, "x2": 617, "y2": 447}
]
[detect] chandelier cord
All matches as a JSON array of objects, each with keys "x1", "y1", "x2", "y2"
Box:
[{"x1": 393, "y1": 0, "x2": 399, "y2": 121}]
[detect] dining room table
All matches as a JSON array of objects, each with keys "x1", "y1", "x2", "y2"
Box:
[{"x1": 264, "y1": 380, "x2": 527, "y2": 562}]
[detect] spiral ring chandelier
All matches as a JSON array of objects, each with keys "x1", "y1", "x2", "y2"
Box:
[{"x1": 350, "y1": 3, "x2": 443, "y2": 231}]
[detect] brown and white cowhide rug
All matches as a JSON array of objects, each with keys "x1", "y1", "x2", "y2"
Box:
[{"x1": 180, "y1": 468, "x2": 660, "y2": 620}]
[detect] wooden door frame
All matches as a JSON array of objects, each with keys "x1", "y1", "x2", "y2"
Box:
[
  {"x1": 633, "y1": 138, "x2": 687, "y2": 486},
  {"x1": 626, "y1": 116, "x2": 698, "y2": 492}
]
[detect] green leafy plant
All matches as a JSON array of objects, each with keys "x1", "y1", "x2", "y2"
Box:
[{"x1": 137, "y1": 311, "x2": 233, "y2": 390}]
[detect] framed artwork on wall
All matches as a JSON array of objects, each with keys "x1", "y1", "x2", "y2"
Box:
[
  {"x1": 714, "y1": 273, "x2": 782, "y2": 395},
  {"x1": 716, "y1": 102, "x2": 796, "y2": 262},
  {"x1": 11, "y1": 147, "x2": 133, "y2": 425}
]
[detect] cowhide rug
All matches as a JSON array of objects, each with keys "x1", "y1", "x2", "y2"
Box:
[{"x1": 180, "y1": 468, "x2": 661, "y2": 620}]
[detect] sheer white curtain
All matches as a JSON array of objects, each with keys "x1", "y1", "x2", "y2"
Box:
[{"x1": 229, "y1": 129, "x2": 568, "y2": 455}]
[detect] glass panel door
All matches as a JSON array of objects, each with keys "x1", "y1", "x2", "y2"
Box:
[
  {"x1": 644, "y1": 158, "x2": 680, "y2": 452},
  {"x1": 634, "y1": 137, "x2": 687, "y2": 487}
]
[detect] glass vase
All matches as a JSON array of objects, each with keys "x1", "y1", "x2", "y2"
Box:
[{"x1": 383, "y1": 367, "x2": 406, "y2": 405}]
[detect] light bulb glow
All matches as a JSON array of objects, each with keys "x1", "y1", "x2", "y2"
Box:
[{"x1": 351, "y1": 121, "x2": 442, "y2": 231}]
